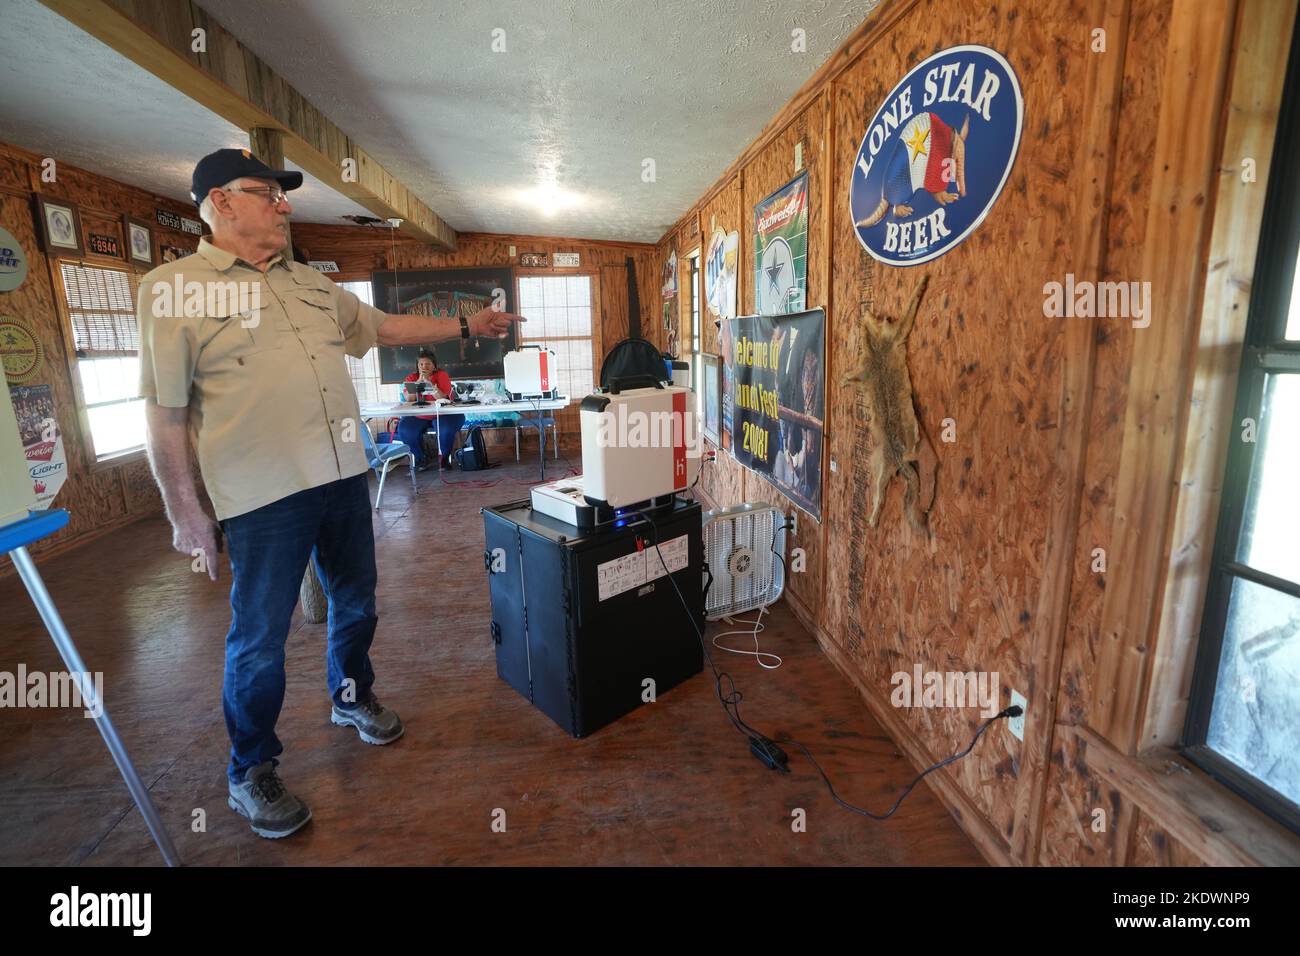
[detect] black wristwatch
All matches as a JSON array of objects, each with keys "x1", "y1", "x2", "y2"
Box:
[{"x1": 459, "y1": 316, "x2": 470, "y2": 339}]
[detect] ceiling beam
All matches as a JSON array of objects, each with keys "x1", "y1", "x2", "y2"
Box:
[{"x1": 39, "y1": 0, "x2": 457, "y2": 250}]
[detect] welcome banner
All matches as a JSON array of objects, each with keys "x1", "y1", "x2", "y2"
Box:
[{"x1": 722, "y1": 308, "x2": 824, "y2": 519}]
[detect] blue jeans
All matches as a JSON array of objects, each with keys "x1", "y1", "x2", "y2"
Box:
[
  {"x1": 219, "y1": 474, "x2": 378, "y2": 783},
  {"x1": 395, "y1": 414, "x2": 464, "y2": 465}
]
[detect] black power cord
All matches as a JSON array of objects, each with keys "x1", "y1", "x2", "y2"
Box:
[{"x1": 630, "y1": 506, "x2": 1023, "y2": 820}]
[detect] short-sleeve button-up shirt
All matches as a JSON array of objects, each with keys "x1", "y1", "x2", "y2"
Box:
[{"x1": 137, "y1": 238, "x2": 387, "y2": 521}]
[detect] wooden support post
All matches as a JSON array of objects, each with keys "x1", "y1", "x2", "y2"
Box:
[{"x1": 249, "y1": 126, "x2": 292, "y2": 255}]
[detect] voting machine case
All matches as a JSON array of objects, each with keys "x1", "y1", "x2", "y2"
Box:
[{"x1": 481, "y1": 499, "x2": 704, "y2": 737}]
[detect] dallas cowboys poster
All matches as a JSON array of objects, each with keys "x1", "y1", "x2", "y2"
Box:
[{"x1": 753, "y1": 171, "x2": 809, "y2": 316}]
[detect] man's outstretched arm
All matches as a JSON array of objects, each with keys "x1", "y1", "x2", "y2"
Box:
[{"x1": 376, "y1": 305, "x2": 525, "y2": 346}]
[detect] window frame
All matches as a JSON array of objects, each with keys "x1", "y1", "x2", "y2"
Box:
[
  {"x1": 514, "y1": 271, "x2": 599, "y2": 401},
  {"x1": 51, "y1": 256, "x2": 150, "y2": 469},
  {"x1": 1183, "y1": 17, "x2": 1300, "y2": 837},
  {"x1": 685, "y1": 248, "x2": 702, "y2": 421}
]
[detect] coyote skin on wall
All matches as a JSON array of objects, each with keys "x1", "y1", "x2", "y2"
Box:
[{"x1": 841, "y1": 273, "x2": 937, "y2": 529}]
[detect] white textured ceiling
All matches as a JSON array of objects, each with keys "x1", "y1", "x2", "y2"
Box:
[{"x1": 0, "y1": 0, "x2": 880, "y2": 242}]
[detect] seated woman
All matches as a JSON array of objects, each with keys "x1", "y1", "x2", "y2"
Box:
[{"x1": 395, "y1": 351, "x2": 465, "y2": 469}]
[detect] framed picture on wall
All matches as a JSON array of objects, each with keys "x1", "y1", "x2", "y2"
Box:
[
  {"x1": 34, "y1": 196, "x2": 84, "y2": 257},
  {"x1": 122, "y1": 215, "x2": 155, "y2": 266},
  {"x1": 701, "y1": 352, "x2": 720, "y2": 445},
  {"x1": 371, "y1": 266, "x2": 518, "y2": 382}
]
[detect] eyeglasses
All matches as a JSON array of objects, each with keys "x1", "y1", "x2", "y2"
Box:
[{"x1": 226, "y1": 185, "x2": 290, "y2": 206}]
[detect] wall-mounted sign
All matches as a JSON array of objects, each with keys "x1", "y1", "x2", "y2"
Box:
[
  {"x1": 850, "y1": 45, "x2": 1023, "y2": 266},
  {"x1": 0, "y1": 226, "x2": 28, "y2": 292},
  {"x1": 723, "y1": 308, "x2": 825, "y2": 519},
  {"x1": 10, "y1": 384, "x2": 66, "y2": 507},
  {"x1": 155, "y1": 208, "x2": 203, "y2": 236},
  {"x1": 308, "y1": 260, "x2": 340, "y2": 273},
  {"x1": 0, "y1": 316, "x2": 44, "y2": 385},
  {"x1": 88, "y1": 233, "x2": 121, "y2": 258},
  {"x1": 518, "y1": 252, "x2": 548, "y2": 268},
  {"x1": 755, "y1": 171, "x2": 808, "y2": 315},
  {"x1": 552, "y1": 252, "x2": 580, "y2": 267},
  {"x1": 661, "y1": 248, "x2": 678, "y2": 299},
  {"x1": 705, "y1": 227, "x2": 740, "y2": 319},
  {"x1": 123, "y1": 215, "x2": 154, "y2": 266}
]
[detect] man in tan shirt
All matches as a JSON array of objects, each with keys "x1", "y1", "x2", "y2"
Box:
[{"x1": 139, "y1": 148, "x2": 522, "y2": 838}]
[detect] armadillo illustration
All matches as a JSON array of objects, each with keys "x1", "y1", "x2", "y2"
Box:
[{"x1": 856, "y1": 113, "x2": 968, "y2": 228}]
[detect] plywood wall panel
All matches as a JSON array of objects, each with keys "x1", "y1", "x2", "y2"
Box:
[
  {"x1": 740, "y1": 105, "x2": 827, "y2": 318},
  {"x1": 0, "y1": 183, "x2": 140, "y2": 564},
  {"x1": 821, "y1": 0, "x2": 1094, "y2": 843},
  {"x1": 1041, "y1": 0, "x2": 1172, "y2": 867},
  {"x1": 736, "y1": 101, "x2": 831, "y2": 618},
  {"x1": 1129, "y1": 811, "x2": 1209, "y2": 867},
  {"x1": 0, "y1": 152, "x2": 30, "y2": 193},
  {"x1": 1038, "y1": 724, "x2": 1138, "y2": 865},
  {"x1": 697, "y1": 178, "x2": 741, "y2": 357}
]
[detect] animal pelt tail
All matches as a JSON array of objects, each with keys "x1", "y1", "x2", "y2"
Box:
[{"x1": 855, "y1": 197, "x2": 888, "y2": 229}]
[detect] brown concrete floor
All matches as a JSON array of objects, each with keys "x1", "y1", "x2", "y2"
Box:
[{"x1": 0, "y1": 456, "x2": 984, "y2": 866}]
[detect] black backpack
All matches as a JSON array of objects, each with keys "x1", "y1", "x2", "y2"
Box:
[{"x1": 455, "y1": 424, "x2": 491, "y2": 471}]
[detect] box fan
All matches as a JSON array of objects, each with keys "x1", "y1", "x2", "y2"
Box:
[{"x1": 702, "y1": 503, "x2": 787, "y2": 620}]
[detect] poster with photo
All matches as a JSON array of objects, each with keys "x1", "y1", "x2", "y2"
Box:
[
  {"x1": 371, "y1": 266, "x2": 518, "y2": 381},
  {"x1": 753, "y1": 171, "x2": 809, "y2": 315},
  {"x1": 10, "y1": 384, "x2": 67, "y2": 507},
  {"x1": 723, "y1": 308, "x2": 824, "y2": 519},
  {"x1": 661, "y1": 248, "x2": 678, "y2": 299},
  {"x1": 704, "y1": 227, "x2": 740, "y2": 320}
]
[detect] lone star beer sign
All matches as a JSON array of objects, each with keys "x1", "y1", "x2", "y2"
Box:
[{"x1": 849, "y1": 45, "x2": 1023, "y2": 266}]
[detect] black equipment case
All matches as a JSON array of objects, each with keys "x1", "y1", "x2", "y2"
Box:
[{"x1": 481, "y1": 498, "x2": 705, "y2": 737}]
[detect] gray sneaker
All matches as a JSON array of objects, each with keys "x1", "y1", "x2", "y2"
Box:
[
  {"x1": 331, "y1": 692, "x2": 404, "y2": 745},
  {"x1": 227, "y1": 762, "x2": 312, "y2": 839}
]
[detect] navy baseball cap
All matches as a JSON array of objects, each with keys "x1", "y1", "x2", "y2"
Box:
[{"x1": 190, "y1": 148, "x2": 303, "y2": 207}]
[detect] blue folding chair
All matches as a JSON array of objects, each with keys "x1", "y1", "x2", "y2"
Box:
[
  {"x1": 515, "y1": 414, "x2": 559, "y2": 461},
  {"x1": 361, "y1": 424, "x2": 416, "y2": 510}
]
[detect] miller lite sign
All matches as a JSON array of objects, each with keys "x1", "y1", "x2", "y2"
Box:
[{"x1": 850, "y1": 45, "x2": 1023, "y2": 266}]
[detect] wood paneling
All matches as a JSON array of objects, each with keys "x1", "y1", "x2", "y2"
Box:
[
  {"x1": 655, "y1": 0, "x2": 1285, "y2": 865},
  {"x1": 824, "y1": 0, "x2": 1085, "y2": 849},
  {"x1": 1011, "y1": 0, "x2": 1134, "y2": 865},
  {"x1": 737, "y1": 101, "x2": 830, "y2": 619},
  {"x1": 1071, "y1": 725, "x2": 1300, "y2": 866},
  {"x1": 1043, "y1": 0, "x2": 1173, "y2": 866},
  {"x1": 1088, "y1": 0, "x2": 1238, "y2": 752},
  {"x1": 0, "y1": 142, "x2": 207, "y2": 573},
  {"x1": 1141, "y1": 0, "x2": 1298, "y2": 750}
]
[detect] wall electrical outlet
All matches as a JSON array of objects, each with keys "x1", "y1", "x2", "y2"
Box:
[
  {"x1": 508, "y1": 245, "x2": 516, "y2": 257},
  {"x1": 789, "y1": 510, "x2": 798, "y2": 537},
  {"x1": 1008, "y1": 689, "x2": 1027, "y2": 741}
]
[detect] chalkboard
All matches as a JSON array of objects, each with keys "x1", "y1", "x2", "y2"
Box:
[{"x1": 371, "y1": 266, "x2": 518, "y2": 383}]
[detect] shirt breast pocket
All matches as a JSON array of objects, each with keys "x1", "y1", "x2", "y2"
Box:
[
  {"x1": 291, "y1": 288, "x2": 346, "y2": 348},
  {"x1": 203, "y1": 310, "x2": 281, "y2": 368}
]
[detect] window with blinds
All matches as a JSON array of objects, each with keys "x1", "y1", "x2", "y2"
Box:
[
  {"x1": 61, "y1": 261, "x2": 139, "y2": 356},
  {"x1": 517, "y1": 275, "x2": 594, "y2": 399},
  {"x1": 58, "y1": 261, "x2": 146, "y2": 459}
]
